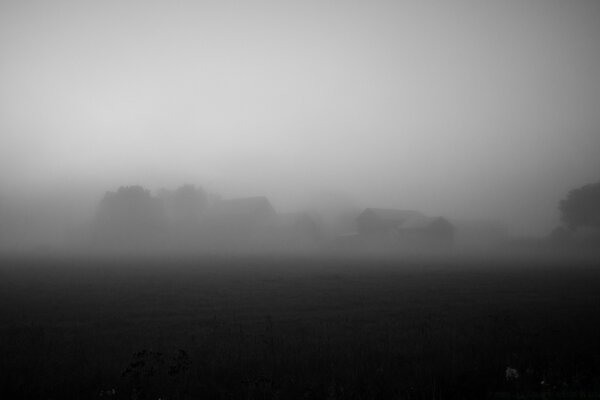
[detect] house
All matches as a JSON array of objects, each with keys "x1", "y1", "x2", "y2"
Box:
[
  {"x1": 357, "y1": 208, "x2": 426, "y2": 235},
  {"x1": 395, "y1": 215, "x2": 455, "y2": 247},
  {"x1": 354, "y1": 208, "x2": 454, "y2": 249}
]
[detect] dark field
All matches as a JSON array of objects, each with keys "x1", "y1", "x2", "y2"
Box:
[{"x1": 1, "y1": 252, "x2": 600, "y2": 399}]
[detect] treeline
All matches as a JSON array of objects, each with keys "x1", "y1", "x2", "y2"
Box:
[{"x1": 88, "y1": 185, "x2": 321, "y2": 253}]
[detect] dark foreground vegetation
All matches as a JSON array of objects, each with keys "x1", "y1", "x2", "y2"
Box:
[{"x1": 1, "y1": 252, "x2": 600, "y2": 399}]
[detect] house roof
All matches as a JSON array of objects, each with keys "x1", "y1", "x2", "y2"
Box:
[
  {"x1": 359, "y1": 208, "x2": 426, "y2": 225},
  {"x1": 213, "y1": 196, "x2": 276, "y2": 216},
  {"x1": 399, "y1": 215, "x2": 434, "y2": 229},
  {"x1": 400, "y1": 216, "x2": 451, "y2": 230}
]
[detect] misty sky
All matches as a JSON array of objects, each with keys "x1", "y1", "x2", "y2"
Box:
[{"x1": 2, "y1": 0, "x2": 600, "y2": 235}]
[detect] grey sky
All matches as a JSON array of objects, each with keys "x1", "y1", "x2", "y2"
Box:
[{"x1": 1, "y1": 0, "x2": 600, "y2": 234}]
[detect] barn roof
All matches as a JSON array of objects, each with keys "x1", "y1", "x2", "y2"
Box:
[{"x1": 213, "y1": 196, "x2": 276, "y2": 216}]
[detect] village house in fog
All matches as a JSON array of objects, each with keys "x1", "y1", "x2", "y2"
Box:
[
  {"x1": 395, "y1": 214, "x2": 455, "y2": 246},
  {"x1": 357, "y1": 209, "x2": 426, "y2": 234},
  {"x1": 88, "y1": 187, "x2": 326, "y2": 253},
  {"x1": 88, "y1": 186, "x2": 469, "y2": 254},
  {"x1": 337, "y1": 208, "x2": 455, "y2": 251}
]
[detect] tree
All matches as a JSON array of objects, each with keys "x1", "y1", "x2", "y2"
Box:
[
  {"x1": 94, "y1": 185, "x2": 167, "y2": 249},
  {"x1": 158, "y1": 184, "x2": 207, "y2": 224},
  {"x1": 559, "y1": 181, "x2": 600, "y2": 230}
]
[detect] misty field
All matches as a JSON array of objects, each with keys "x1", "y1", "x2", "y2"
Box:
[{"x1": 1, "y1": 253, "x2": 600, "y2": 399}]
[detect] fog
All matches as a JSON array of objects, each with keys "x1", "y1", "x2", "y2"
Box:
[{"x1": 2, "y1": 0, "x2": 600, "y2": 252}]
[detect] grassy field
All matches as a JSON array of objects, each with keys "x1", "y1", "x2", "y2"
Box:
[{"x1": 1, "y1": 252, "x2": 600, "y2": 399}]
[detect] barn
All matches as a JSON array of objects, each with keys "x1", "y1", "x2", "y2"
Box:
[{"x1": 355, "y1": 208, "x2": 454, "y2": 249}]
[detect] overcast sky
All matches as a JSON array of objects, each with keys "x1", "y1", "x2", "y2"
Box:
[{"x1": 1, "y1": 0, "x2": 600, "y2": 234}]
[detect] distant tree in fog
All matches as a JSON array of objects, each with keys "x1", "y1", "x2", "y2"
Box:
[
  {"x1": 158, "y1": 184, "x2": 207, "y2": 224},
  {"x1": 94, "y1": 185, "x2": 167, "y2": 249},
  {"x1": 559, "y1": 181, "x2": 600, "y2": 230}
]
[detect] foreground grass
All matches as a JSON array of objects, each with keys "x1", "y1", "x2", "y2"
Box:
[{"x1": 1, "y1": 252, "x2": 600, "y2": 399}]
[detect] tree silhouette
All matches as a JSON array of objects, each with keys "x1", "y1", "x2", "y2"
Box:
[
  {"x1": 559, "y1": 181, "x2": 600, "y2": 230},
  {"x1": 94, "y1": 185, "x2": 167, "y2": 250},
  {"x1": 158, "y1": 184, "x2": 207, "y2": 224}
]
